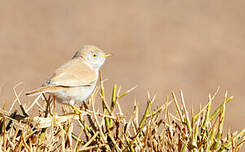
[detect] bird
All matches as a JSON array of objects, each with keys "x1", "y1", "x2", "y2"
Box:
[{"x1": 26, "y1": 45, "x2": 111, "y2": 105}]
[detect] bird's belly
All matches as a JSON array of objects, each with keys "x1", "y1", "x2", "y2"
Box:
[{"x1": 50, "y1": 86, "x2": 95, "y2": 105}]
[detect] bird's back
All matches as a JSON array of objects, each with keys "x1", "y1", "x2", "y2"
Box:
[{"x1": 45, "y1": 58, "x2": 98, "y2": 87}]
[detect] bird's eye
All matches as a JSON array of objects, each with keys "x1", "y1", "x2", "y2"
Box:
[{"x1": 93, "y1": 54, "x2": 97, "y2": 57}]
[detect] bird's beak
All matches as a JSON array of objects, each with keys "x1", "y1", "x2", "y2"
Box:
[{"x1": 102, "y1": 53, "x2": 112, "y2": 58}]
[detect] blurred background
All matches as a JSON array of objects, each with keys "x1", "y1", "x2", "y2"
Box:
[{"x1": 0, "y1": 0, "x2": 244, "y2": 131}]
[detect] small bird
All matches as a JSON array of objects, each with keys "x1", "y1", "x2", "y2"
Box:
[{"x1": 26, "y1": 45, "x2": 111, "y2": 105}]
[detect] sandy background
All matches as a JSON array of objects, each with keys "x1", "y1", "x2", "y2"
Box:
[{"x1": 0, "y1": 0, "x2": 244, "y2": 132}]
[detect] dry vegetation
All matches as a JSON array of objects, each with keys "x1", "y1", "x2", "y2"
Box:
[{"x1": 0, "y1": 76, "x2": 244, "y2": 151}]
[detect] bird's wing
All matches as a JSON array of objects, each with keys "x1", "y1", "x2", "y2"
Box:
[{"x1": 46, "y1": 59, "x2": 98, "y2": 87}]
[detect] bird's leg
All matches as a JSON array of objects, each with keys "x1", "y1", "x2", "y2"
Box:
[{"x1": 52, "y1": 95, "x2": 57, "y2": 125}]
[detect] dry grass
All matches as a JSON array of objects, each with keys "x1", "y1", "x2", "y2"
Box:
[{"x1": 0, "y1": 76, "x2": 244, "y2": 151}]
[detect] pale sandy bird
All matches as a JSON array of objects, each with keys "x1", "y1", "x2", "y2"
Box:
[{"x1": 26, "y1": 45, "x2": 111, "y2": 105}]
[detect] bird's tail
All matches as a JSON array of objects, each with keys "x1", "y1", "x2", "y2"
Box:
[{"x1": 25, "y1": 86, "x2": 62, "y2": 96}]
